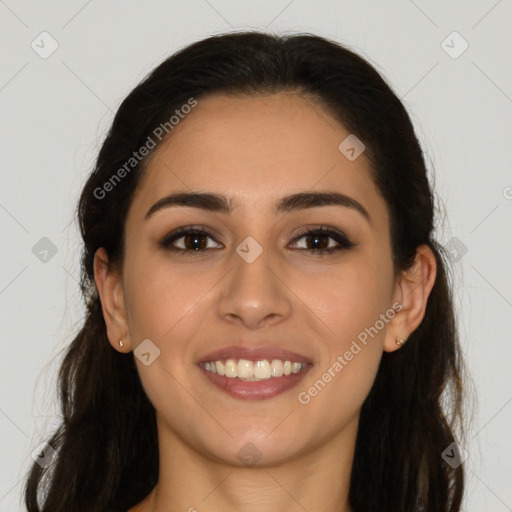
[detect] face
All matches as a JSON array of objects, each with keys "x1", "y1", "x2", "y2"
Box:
[{"x1": 101, "y1": 92, "x2": 405, "y2": 466}]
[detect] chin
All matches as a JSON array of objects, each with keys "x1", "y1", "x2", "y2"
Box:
[{"x1": 199, "y1": 430, "x2": 308, "y2": 469}]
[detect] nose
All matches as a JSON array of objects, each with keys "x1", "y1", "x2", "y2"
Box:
[{"x1": 217, "y1": 248, "x2": 292, "y2": 330}]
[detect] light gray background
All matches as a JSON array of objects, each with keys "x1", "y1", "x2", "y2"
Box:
[{"x1": 1, "y1": 1, "x2": 511, "y2": 510}]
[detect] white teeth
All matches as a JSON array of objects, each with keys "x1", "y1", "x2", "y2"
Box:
[
  {"x1": 237, "y1": 359, "x2": 253, "y2": 378},
  {"x1": 203, "y1": 358, "x2": 307, "y2": 380},
  {"x1": 254, "y1": 360, "x2": 271, "y2": 379},
  {"x1": 291, "y1": 362, "x2": 302, "y2": 373},
  {"x1": 224, "y1": 359, "x2": 237, "y2": 378},
  {"x1": 215, "y1": 361, "x2": 225, "y2": 376},
  {"x1": 271, "y1": 359, "x2": 284, "y2": 377}
]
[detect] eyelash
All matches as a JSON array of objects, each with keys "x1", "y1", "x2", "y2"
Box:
[{"x1": 159, "y1": 225, "x2": 355, "y2": 257}]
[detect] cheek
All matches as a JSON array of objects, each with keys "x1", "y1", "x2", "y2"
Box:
[
  {"x1": 296, "y1": 254, "x2": 393, "y2": 381},
  {"x1": 122, "y1": 251, "x2": 214, "y2": 343},
  {"x1": 122, "y1": 257, "x2": 214, "y2": 412},
  {"x1": 296, "y1": 255, "x2": 394, "y2": 345},
  {"x1": 294, "y1": 265, "x2": 392, "y2": 429}
]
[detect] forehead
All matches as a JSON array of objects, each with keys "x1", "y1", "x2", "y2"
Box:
[{"x1": 129, "y1": 92, "x2": 386, "y2": 219}]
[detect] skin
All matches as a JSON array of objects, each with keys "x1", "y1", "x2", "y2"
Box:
[{"x1": 94, "y1": 92, "x2": 436, "y2": 512}]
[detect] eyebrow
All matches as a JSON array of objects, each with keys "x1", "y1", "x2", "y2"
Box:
[{"x1": 145, "y1": 191, "x2": 370, "y2": 222}]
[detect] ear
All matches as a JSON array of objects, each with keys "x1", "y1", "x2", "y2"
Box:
[
  {"x1": 383, "y1": 244, "x2": 437, "y2": 353},
  {"x1": 93, "y1": 247, "x2": 131, "y2": 352}
]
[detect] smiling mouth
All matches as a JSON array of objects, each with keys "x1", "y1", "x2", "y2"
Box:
[{"x1": 201, "y1": 358, "x2": 309, "y2": 381}]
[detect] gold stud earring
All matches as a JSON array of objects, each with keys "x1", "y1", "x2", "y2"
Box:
[
  {"x1": 119, "y1": 339, "x2": 124, "y2": 349},
  {"x1": 395, "y1": 338, "x2": 405, "y2": 346}
]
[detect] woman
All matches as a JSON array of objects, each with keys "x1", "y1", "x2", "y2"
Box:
[{"x1": 24, "y1": 31, "x2": 467, "y2": 512}]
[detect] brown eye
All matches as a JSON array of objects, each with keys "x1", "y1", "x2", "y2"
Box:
[
  {"x1": 290, "y1": 227, "x2": 354, "y2": 255},
  {"x1": 181, "y1": 233, "x2": 208, "y2": 250},
  {"x1": 160, "y1": 226, "x2": 223, "y2": 253},
  {"x1": 304, "y1": 233, "x2": 330, "y2": 250}
]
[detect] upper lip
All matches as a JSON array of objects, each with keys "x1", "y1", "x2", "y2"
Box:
[{"x1": 197, "y1": 345, "x2": 312, "y2": 364}]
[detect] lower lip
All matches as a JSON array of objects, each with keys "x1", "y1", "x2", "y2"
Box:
[{"x1": 199, "y1": 364, "x2": 312, "y2": 400}]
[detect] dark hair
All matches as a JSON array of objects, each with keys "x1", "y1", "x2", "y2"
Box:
[{"x1": 24, "y1": 31, "x2": 468, "y2": 512}]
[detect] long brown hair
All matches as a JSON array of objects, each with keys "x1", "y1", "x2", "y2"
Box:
[{"x1": 24, "y1": 31, "x2": 468, "y2": 511}]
